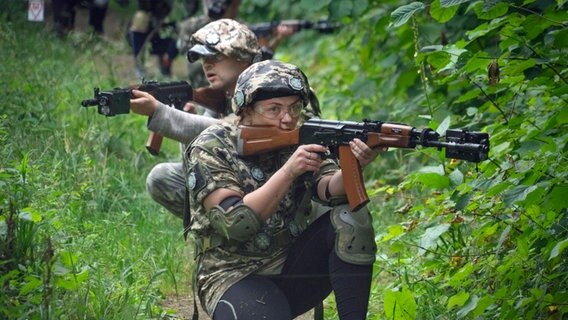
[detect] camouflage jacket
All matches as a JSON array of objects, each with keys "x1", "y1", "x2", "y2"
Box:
[{"x1": 184, "y1": 122, "x2": 338, "y2": 315}]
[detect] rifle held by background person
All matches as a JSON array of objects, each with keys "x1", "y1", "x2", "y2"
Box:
[
  {"x1": 81, "y1": 80, "x2": 227, "y2": 155},
  {"x1": 237, "y1": 119, "x2": 490, "y2": 211},
  {"x1": 248, "y1": 19, "x2": 341, "y2": 38}
]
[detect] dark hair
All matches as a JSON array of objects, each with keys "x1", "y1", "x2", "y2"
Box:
[{"x1": 207, "y1": 0, "x2": 232, "y2": 19}]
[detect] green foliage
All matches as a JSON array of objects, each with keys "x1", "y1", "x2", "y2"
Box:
[
  {"x1": 1, "y1": 13, "x2": 187, "y2": 320},
  {"x1": 275, "y1": 0, "x2": 567, "y2": 318}
]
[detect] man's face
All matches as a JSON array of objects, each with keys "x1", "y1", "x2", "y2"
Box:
[{"x1": 201, "y1": 55, "x2": 250, "y2": 94}]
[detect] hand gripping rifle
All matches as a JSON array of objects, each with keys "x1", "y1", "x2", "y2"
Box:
[
  {"x1": 81, "y1": 80, "x2": 227, "y2": 155},
  {"x1": 237, "y1": 119, "x2": 490, "y2": 211}
]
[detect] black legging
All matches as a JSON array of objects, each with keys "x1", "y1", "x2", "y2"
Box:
[{"x1": 212, "y1": 211, "x2": 373, "y2": 320}]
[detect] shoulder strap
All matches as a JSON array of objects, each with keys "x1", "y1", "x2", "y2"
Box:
[{"x1": 183, "y1": 186, "x2": 191, "y2": 240}]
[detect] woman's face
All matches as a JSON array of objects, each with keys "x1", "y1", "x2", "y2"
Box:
[{"x1": 244, "y1": 95, "x2": 303, "y2": 130}]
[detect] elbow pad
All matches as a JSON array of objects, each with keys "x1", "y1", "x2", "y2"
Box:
[{"x1": 209, "y1": 203, "x2": 263, "y2": 243}]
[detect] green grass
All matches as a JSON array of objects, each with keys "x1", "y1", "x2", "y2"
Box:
[{"x1": 1, "y1": 12, "x2": 192, "y2": 319}]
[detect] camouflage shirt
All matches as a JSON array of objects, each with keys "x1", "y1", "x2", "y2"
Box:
[{"x1": 185, "y1": 122, "x2": 339, "y2": 315}]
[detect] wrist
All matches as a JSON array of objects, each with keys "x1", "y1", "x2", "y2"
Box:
[{"x1": 281, "y1": 166, "x2": 296, "y2": 181}]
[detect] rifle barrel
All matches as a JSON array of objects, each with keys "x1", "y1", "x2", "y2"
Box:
[
  {"x1": 424, "y1": 140, "x2": 488, "y2": 152},
  {"x1": 81, "y1": 99, "x2": 99, "y2": 107}
]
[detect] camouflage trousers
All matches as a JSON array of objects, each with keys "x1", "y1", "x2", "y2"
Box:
[{"x1": 146, "y1": 161, "x2": 185, "y2": 219}]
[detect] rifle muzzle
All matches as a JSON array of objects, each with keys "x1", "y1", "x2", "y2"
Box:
[{"x1": 81, "y1": 98, "x2": 99, "y2": 107}]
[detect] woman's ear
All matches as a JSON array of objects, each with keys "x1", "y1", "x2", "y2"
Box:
[
  {"x1": 238, "y1": 105, "x2": 253, "y2": 125},
  {"x1": 241, "y1": 105, "x2": 254, "y2": 117}
]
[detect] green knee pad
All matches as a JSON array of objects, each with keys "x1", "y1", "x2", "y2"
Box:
[{"x1": 330, "y1": 204, "x2": 376, "y2": 265}]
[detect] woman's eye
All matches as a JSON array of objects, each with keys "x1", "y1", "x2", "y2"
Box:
[
  {"x1": 267, "y1": 106, "x2": 281, "y2": 114},
  {"x1": 291, "y1": 104, "x2": 303, "y2": 115}
]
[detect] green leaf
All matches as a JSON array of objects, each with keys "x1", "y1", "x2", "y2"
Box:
[
  {"x1": 430, "y1": 0, "x2": 459, "y2": 23},
  {"x1": 502, "y1": 185, "x2": 538, "y2": 207},
  {"x1": 553, "y1": 28, "x2": 568, "y2": 48},
  {"x1": 437, "y1": 115, "x2": 451, "y2": 135},
  {"x1": 462, "y1": 52, "x2": 491, "y2": 73},
  {"x1": 473, "y1": 295, "x2": 495, "y2": 316},
  {"x1": 457, "y1": 90, "x2": 482, "y2": 103},
  {"x1": 427, "y1": 51, "x2": 452, "y2": 70},
  {"x1": 545, "y1": 185, "x2": 568, "y2": 211},
  {"x1": 482, "y1": 0, "x2": 500, "y2": 11},
  {"x1": 502, "y1": 59, "x2": 536, "y2": 76},
  {"x1": 419, "y1": 223, "x2": 450, "y2": 254},
  {"x1": 252, "y1": 0, "x2": 270, "y2": 5},
  {"x1": 384, "y1": 286, "x2": 417, "y2": 319},
  {"x1": 449, "y1": 169, "x2": 464, "y2": 185},
  {"x1": 329, "y1": 0, "x2": 353, "y2": 20},
  {"x1": 56, "y1": 269, "x2": 89, "y2": 291},
  {"x1": 390, "y1": 2, "x2": 425, "y2": 27},
  {"x1": 457, "y1": 294, "x2": 479, "y2": 317},
  {"x1": 420, "y1": 45, "x2": 444, "y2": 52},
  {"x1": 465, "y1": 22, "x2": 491, "y2": 42},
  {"x1": 495, "y1": 225, "x2": 511, "y2": 253},
  {"x1": 18, "y1": 210, "x2": 40, "y2": 223},
  {"x1": 486, "y1": 181, "x2": 512, "y2": 196},
  {"x1": 440, "y1": 0, "x2": 471, "y2": 7},
  {"x1": 19, "y1": 276, "x2": 42, "y2": 295},
  {"x1": 439, "y1": 47, "x2": 469, "y2": 72},
  {"x1": 473, "y1": 1, "x2": 508, "y2": 20},
  {"x1": 448, "y1": 263, "x2": 475, "y2": 287},
  {"x1": 447, "y1": 291, "x2": 470, "y2": 309},
  {"x1": 381, "y1": 224, "x2": 406, "y2": 242},
  {"x1": 549, "y1": 238, "x2": 568, "y2": 260},
  {"x1": 558, "y1": 105, "x2": 568, "y2": 124},
  {"x1": 352, "y1": 0, "x2": 369, "y2": 16},
  {"x1": 413, "y1": 167, "x2": 451, "y2": 189},
  {"x1": 300, "y1": 0, "x2": 331, "y2": 11},
  {"x1": 454, "y1": 193, "x2": 471, "y2": 211},
  {"x1": 59, "y1": 250, "x2": 79, "y2": 268}
]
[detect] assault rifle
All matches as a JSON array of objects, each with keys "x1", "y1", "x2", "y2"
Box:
[
  {"x1": 248, "y1": 19, "x2": 341, "y2": 38},
  {"x1": 81, "y1": 80, "x2": 227, "y2": 155},
  {"x1": 237, "y1": 119, "x2": 490, "y2": 211}
]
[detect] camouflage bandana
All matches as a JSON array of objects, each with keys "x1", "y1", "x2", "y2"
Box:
[
  {"x1": 232, "y1": 60, "x2": 311, "y2": 114},
  {"x1": 187, "y1": 19, "x2": 262, "y2": 63}
]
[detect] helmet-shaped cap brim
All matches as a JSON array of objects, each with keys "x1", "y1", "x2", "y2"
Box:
[{"x1": 186, "y1": 44, "x2": 218, "y2": 63}]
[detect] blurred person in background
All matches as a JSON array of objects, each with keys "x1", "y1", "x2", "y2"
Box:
[{"x1": 52, "y1": 0, "x2": 127, "y2": 36}]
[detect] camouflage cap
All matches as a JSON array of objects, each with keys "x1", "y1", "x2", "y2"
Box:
[
  {"x1": 187, "y1": 19, "x2": 262, "y2": 64},
  {"x1": 232, "y1": 60, "x2": 311, "y2": 115}
]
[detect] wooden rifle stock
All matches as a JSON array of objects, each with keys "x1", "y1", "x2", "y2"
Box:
[
  {"x1": 237, "y1": 126, "x2": 300, "y2": 155},
  {"x1": 146, "y1": 87, "x2": 227, "y2": 156}
]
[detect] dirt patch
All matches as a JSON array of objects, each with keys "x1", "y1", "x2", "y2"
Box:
[{"x1": 161, "y1": 293, "x2": 207, "y2": 320}]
